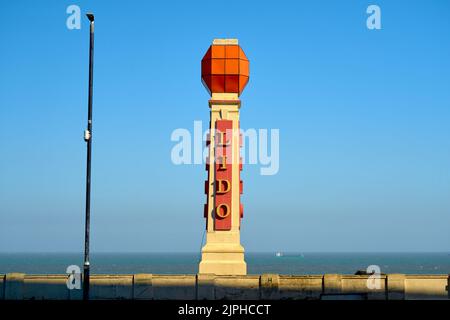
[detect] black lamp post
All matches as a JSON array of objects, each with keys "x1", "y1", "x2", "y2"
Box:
[{"x1": 83, "y1": 12, "x2": 94, "y2": 301}]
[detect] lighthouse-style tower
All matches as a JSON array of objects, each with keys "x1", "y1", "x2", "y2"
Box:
[{"x1": 199, "y1": 39, "x2": 249, "y2": 275}]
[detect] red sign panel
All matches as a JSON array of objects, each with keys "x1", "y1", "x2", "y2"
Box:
[{"x1": 214, "y1": 120, "x2": 233, "y2": 230}]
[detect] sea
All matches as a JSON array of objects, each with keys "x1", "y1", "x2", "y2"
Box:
[{"x1": 1, "y1": 252, "x2": 449, "y2": 275}]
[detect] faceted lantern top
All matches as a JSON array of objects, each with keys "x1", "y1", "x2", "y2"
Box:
[{"x1": 201, "y1": 39, "x2": 249, "y2": 96}]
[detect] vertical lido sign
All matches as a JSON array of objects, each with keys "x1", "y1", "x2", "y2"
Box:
[{"x1": 214, "y1": 120, "x2": 233, "y2": 230}]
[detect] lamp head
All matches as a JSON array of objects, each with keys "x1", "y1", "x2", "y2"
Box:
[{"x1": 86, "y1": 13, "x2": 94, "y2": 22}]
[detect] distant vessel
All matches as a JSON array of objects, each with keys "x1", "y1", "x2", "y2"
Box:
[{"x1": 275, "y1": 252, "x2": 304, "y2": 258}]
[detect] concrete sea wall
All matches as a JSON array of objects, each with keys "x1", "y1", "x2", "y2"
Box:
[{"x1": 0, "y1": 273, "x2": 449, "y2": 300}]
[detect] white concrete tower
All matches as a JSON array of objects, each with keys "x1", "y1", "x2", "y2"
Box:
[{"x1": 199, "y1": 39, "x2": 249, "y2": 275}]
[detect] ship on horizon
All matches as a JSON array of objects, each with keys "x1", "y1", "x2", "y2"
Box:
[{"x1": 275, "y1": 252, "x2": 305, "y2": 258}]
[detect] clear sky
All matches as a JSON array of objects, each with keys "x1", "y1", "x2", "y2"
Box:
[{"x1": 1, "y1": 0, "x2": 449, "y2": 253}]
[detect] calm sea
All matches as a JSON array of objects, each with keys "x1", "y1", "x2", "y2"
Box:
[{"x1": 0, "y1": 253, "x2": 449, "y2": 275}]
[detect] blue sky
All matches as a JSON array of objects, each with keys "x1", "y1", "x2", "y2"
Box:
[{"x1": 0, "y1": 0, "x2": 449, "y2": 253}]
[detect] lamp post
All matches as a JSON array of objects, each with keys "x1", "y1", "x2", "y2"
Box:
[{"x1": 83, "y1": 12, "x2": 94, "y2": 301}]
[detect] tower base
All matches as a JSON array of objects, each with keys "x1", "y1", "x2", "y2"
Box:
[{"x1": 199, "y1": 243, "x2": 247, "y2": 275}]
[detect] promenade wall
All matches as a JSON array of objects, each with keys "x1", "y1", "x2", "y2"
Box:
[{"x1": 1, "y1": 273, "x2": 448, "y2": 300}]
